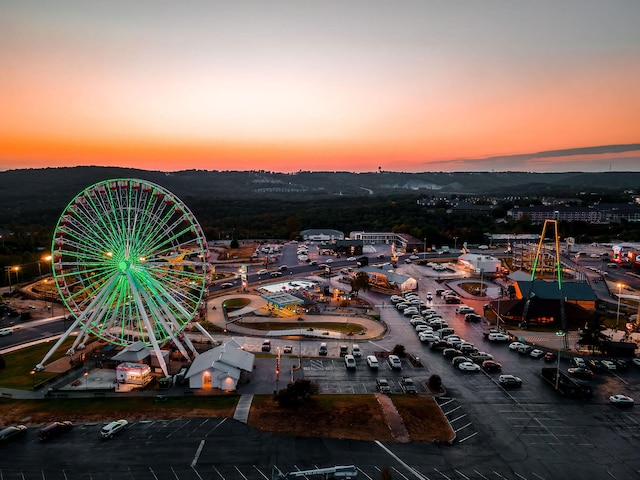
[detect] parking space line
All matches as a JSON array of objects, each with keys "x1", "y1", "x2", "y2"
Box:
[
  {"x1": 450, "y1": 414, "x2": 467, "y2": 423},
  {"x1": 234, "y1": 465, "x2": 249, "y2": 480},
  {"x1": 375, "y1": 441, "x2": 430, "y2": 480},
  {"x1": 357, "y1": 467, "x2": 374, "y2": 480},
  {"x1": 454, "y1": 469, "x2": 470, "y2": 480},
  {"x1": 253, "y1": 465, "x2": 270, "y2": 479},
  {"x1": 191, "y1": 439, "x2": 205, "y2": 467},
  {"x1": 458, "y1": 431, "x2": 478, "y2": 443},
  {"x1": 455, "y1": 422, "x2": 472, "y2": 431},
  {"x1": 212, "y1": 465, "x2": 225, "y2": 480},
  {"x1": 391, "y1": 466, "x2": 411, "y2": 480}
]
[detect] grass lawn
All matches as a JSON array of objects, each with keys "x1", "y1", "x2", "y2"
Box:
[
  {"x1": 0, "y1": 339, "x2": 80, "y2": 389},
  {"x1": 235, "y1": 321, "x2": 365, "y2": 334}
]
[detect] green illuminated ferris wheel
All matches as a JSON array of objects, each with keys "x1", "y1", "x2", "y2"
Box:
[{"x1": 36, "y1": 179, "x2": 210, "y2": 375}]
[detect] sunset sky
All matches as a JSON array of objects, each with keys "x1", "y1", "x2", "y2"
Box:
[{"x1": 1, "y1": 1, "x2": 639, "y2": 172}]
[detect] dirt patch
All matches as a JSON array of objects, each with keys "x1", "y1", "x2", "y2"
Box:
[{"x1": 247, "y1": 393, "x2": 454, "y2": 443}]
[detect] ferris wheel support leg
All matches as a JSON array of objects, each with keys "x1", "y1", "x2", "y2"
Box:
[
  {"x1": 35, "y1": 275, "x2": 120, "y2": 371},
  {"x1": 34, "y1": 314, "x2": 87, "y2": 371},
  {"x1": 127, "y1": 274, "x2": 169, "y2": 377},
  {"x1": 180, "y1": 331, "x2": 199, "y2": 357},
  {"x1": 136, "y1": 287, "x2": 194, "y2": 361}
]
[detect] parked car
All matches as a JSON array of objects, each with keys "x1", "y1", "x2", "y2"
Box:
[
  {"x1": 571, "y1": 357, "x2": 587, "y2": 368},
  {"x1": 443, "y1": 348, "x2": 463, "y2": 359},
  {"x1": 587, "y1": 359, "x2": 604, "y2": 371},
  {"x1": 499, "y1": 375, "x2": 522, "y2": 388},
  {"x1": 469, "y1": 351, "x2": 493, "y2": 363},
  {"x1": 530, "y1": 349, "x2": 545, "y2": 359},
  {"x1": 609, "y1": 394, "x2": 634, "y2": 407},
  {"x1": 444, "y1": 295, "x2": 461, "y2": 304},
  {"x1": 460, "y1": 343, "x2": 476, "y2": 354},
  {"x1": 366, "y1": 355, "x2": 379, "y2": 369},
  {"x1": 544, "y1": 352, "x2": 557, "y2": 362},
  {"x1": 344, "y1": 354, "x2": 357, "y2": 370},
  {"x1": 614, "y1": 359, "x2": 628, "y2": 371},
  {"x1": 400, "y1": 377, "x2": 418, "y2": 394},
  {"x1": 430, "y1": 341, "x2": 449, "y2": 351},
  {"x1": 283, "y1": 345, "x2": 293, "y2": 354},
  {"x1": 482, "y1": 360, "x2": 502, "y2": 372},
  {"x1": 419, "y1": 332, "x2": 440, "y2": 343},
  {"x1": 567, "y1": 367, "x2": 595, "y2": 380},
  {"x1": 517, "y1": 344, "x2": 533, "y2": 355},
  {"x1": 509, "y1": 341, "x2": 526, "y2": 351},
  {"x1": 632, "y1": 358, "x2": 640, "y2": 368},
  {"x1": 100, "y1": 419, "x2": 128, "y2": 439},
  {"x1": 452, "y1": 356, "x2": 471, "y2": 367},
  {"x1": 376, "y1": 378, "x2": 391, "y2": 393},
  {"x1": 318, "y1": 342, "x2": 328, "y2": 356},
  {"x1": 458, "y1": 361, "x2": 481, "y2": 372},
  {"x1": 261, "y1": 339, "x2": 271, "y2": 352},
  {"x1": 0, "y1": 425, "x2": 27, "y2": 444},
  {"x1": 465, "y1": 313, "x2": 482, "y2": 323},
  {"x1": 387, "y1": 355, "x2": 402, "y2": 370},
  {"x1": 39, "y1": 421, "x2": 73, "y2": 441},
  {"x1": 601, "y1": 360, "x2": 617, "y2": 371},
  {"x1": 455, "y1": 305, "x2": 475, "y2": 314},
  {"x1": 487, "y1": 332, "x2": 509, "y2": 342}
]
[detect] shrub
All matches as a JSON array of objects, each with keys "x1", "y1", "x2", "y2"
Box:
[{"x1": 428, "y1": 374, "x2": 443, "y2": 392}]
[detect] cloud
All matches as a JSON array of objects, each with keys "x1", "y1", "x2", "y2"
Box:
[{"x1": 430, "y1": 144, "x2": 640, "y2": 172}]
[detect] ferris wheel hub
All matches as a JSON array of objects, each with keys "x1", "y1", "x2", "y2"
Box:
[{"x1": 118, "y1": 260, "x2": 131, "y2": 272}]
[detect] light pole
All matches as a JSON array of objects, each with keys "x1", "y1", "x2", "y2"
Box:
[
  {"x1": 423, "y1": 238, "x2": 426, "y2": 258},
  {"x1": 453, "y1": 236, "x2": 458, "y2": 251},
  {"x1": 616, "y1": 283, "x2": 624, "y2": 330}
]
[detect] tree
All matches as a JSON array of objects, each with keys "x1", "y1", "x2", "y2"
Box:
[
  {"x1": 577, "y1": 315, "x2": 609, "y2": 354},
  {"x1": 349, "y1": 271, "x2": 370, "y2": 298},
  {"x1": 392, "y1": 344, "x2": 406, "y2": 358},
  {"x1": 274, "y1": 379, "x2": 319, "y2": 409}
]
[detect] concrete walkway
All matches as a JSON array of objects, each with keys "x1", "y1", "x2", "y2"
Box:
[{"x1": 233, "y1": 394, "x2": 254, "y2": 423}]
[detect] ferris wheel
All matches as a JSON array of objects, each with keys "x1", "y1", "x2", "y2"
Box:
[{"x1": 36, "y1": 179, "x2": 210, "y2": 375}]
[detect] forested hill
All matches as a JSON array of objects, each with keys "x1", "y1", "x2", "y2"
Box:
[
  {"x1": 1, "y1": 167, "x2": 639, "y2": 223},
  {"x1": 0, "y1": 166, "x2": 638, "y2": 247}
]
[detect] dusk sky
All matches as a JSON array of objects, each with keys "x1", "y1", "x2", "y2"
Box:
[{"x1": 1, "y1": 1, "x2": 639, "y2": 173}]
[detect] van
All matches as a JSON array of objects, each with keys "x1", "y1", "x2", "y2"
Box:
[
  {"x1": 319, "y1": 343, "x2": 328, "y2": 356},
  {"x1": 352, "y1": 344, "x2": 362, "y2": 358},
  {"x1": 339, "y1": 345, "x2": 349, "y2": 357}
]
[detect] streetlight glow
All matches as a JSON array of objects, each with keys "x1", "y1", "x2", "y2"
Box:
[{"x1": 616, "y1": 283, "x2": 625, "y2": 330}]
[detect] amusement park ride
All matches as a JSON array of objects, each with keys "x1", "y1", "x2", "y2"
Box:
[{"x1": 34, "y1": 179, "x2": 211, "y2": 377}]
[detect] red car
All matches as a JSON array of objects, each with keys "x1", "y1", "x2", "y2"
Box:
[{"x1": 544, "y1": 352, "x2": 556, "y2": 362}]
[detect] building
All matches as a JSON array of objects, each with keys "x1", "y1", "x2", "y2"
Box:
[
  {"x1": 457, "y1": 253, "x2": 502, "y2": 275},
  {"x1": 185, "y1": 338, "x2": 255, "y2": 391},
  {"x1": 299, "y1": 229, "x2": 344, "y2": 241},
  {"x1": 349, "y1": 231, "x2": 424, "y2": 253},
  {"x1": 357, "y1": 265, "x2": 417, "y2": 292}
]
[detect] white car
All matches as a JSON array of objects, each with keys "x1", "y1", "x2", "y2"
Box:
[
  {"x1": 388, "y1": 355, "x2": 402, "y2": 370},
  {"x1": 609, "y1": 394, "x2": 634, "y2": 406},
  {"x1": 257, "y1": 269, "x2": 268, "y2": 275},
  {"x1": 601, "y1": 360, "x2": 617, "y2": 371},
  {"x1": 529, "y1": 349, "x2": 545, "y2": 359},
  {"x1": 366, "y1": 355, "x2": 379, "y2": 369},
  {"x1": 509, "y1": 341, "x2": 526, "y2": 351},
  {"x1": 458, "y1": 362, "x2": 481, "y2": 372},
  {"x1": 419, "y1": 332, "x2": 440, "y2": 343},
  {"x1": 100, "y1": 419, "x2": 128, "y2": 439},
  {"x1": 347, "y1": 256, "x2": 356, "y2": 261},
  {"x1": 344, "y1": 354, "x2": 357, "y2": 369},
  {"x1": 403, "y1": 307, "x2": 419, "y2": 316},
  {"x1": 325, "y1": 258, "x2": 334, "y2": 263},
  {"x1": 415, "y1": 325, "x2": 432, "y2": 333}
]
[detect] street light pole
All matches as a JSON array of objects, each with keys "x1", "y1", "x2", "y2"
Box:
[
  {"x1": 616, "y1": 283, "x2": 624, "y2": 331},
  {"x1": 453, "y1": 236, "x2": 458, "y2": 251}
]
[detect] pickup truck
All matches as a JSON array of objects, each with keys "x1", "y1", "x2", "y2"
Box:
[{"x1": 400, "y1": 377, "x2": 418, "y2": 394}]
